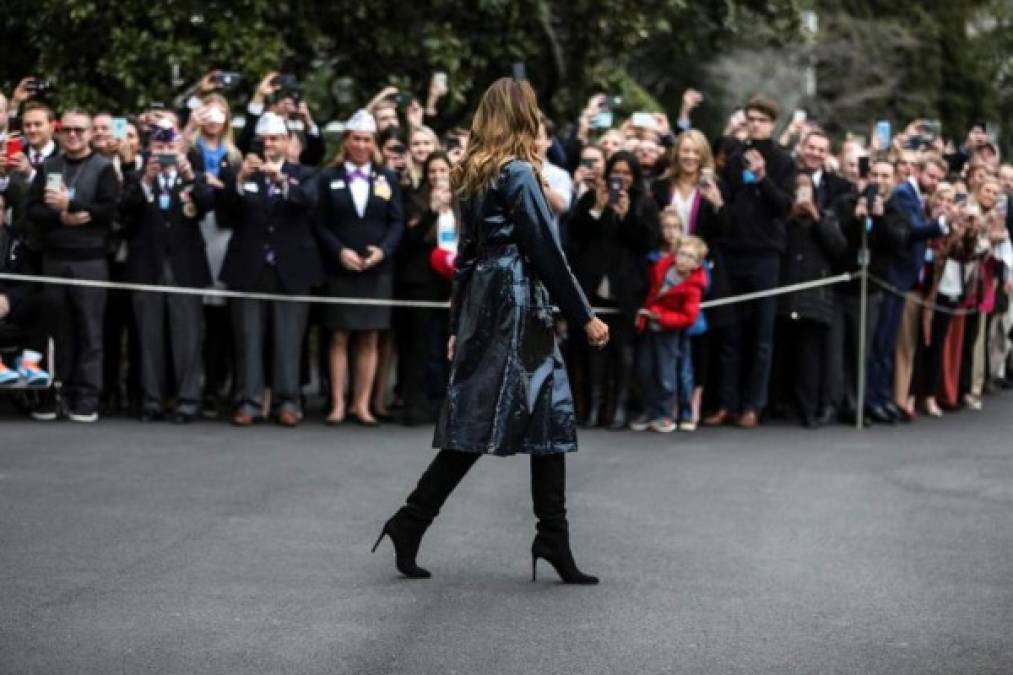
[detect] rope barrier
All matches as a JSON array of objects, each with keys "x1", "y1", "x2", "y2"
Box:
[
  {"x1": 0, "y1": 270, "x2": 856, "y2": 315},
  {"x1": 866, "y1": 274, "x2": 981, "y2": 316}
]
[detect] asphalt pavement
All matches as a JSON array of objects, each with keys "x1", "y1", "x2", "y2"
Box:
[{"x1": 1, "y1": 401, "x2": 1012, "y2": 674}]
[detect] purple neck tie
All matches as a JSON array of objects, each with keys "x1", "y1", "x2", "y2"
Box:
[{"x1": 348, "y1": 168, "x2": 370, "y2": 182}]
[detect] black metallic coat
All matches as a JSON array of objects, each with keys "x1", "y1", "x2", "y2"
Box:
[{"x1": 433, "y1": 160, "x2": 594, "y2": 456}]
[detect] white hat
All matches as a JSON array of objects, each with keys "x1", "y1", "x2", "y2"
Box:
[
  {"x1": 255, "y1": 111, "x2": 288, "y2": 137},
  {"x1": 344, "y1": 109, "x2": 377, "y2": 134}
]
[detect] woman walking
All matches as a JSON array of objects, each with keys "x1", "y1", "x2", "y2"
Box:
[{"x1": 372, "y1": 77, "x2": 610, "y2": 584}]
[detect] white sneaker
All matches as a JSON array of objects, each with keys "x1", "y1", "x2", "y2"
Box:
[
  {"x1": 679, "y1": 420, "x2": 697, "y2": 432},
  {"x1": 68, "y1": 410, "x2": 99, "y2": 423},
  {"x1": 629, "y1": 415, "x2": 652, "y2": 432},
  {"x1": 649, "y1": 417, "x2": 677, "y2": 433},
  {"x1": 963, "y1": 394, "x2": 982, "y2": 411}
]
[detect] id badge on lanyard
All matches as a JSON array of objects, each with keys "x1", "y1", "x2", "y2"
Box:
[{"x1": 159, "y1": 193, "x2": 172, "y2": 211}]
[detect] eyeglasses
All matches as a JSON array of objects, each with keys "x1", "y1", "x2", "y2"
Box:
[
  {"x1": 746, "y1": 115, "x2": 772, "y2": 124},
  {"x1": 61, "y1": 126, "x2": 89, "y2": 135}
]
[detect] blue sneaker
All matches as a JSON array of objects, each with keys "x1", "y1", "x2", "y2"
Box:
[
  {"x1": 16, "y1": 351, "x2": 52, "y2": 387},
  {"x1": 0, "y1": 366, "x2": 20, "y2": 386}
]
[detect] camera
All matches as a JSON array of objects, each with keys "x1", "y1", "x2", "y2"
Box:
[
  {"x1": 248, "y1": 138, "x2": 265, "y2": 161},
  {"x1": 28, "y1": 77, "x2": 56, "y2": 97},
  {"x1": 272, "y1": 74, "x2": 298, "y2": 89},
  {"x1": 157, "y1": 153, "x2": 177, "y2": 168},
  {"x1": 608, "y1": 177, "x2": 624, "y2": 206},
  {"x1": 603, "y1": 96, "x2": 623, "y2": 112},
  {"x1": 444, "y1": 136, "x2": 461, "y2": 152},
  {"x1": 215, "y1": 71, "x2": 242, "y2": 89}
]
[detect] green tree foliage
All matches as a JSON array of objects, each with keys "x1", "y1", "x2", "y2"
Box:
[{"x1": 2, "y1": 0, "x2": 1009, "y2": 153}]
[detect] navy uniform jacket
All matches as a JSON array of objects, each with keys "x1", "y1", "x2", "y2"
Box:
[
  {"x1": 120, "y1": 160, "x2": 214, "y2": 288},
  {"x1": 314, "y1": 164, "x2": 404, "y2": 276},
  {"x1": 216, "y1": 161, "x2": 324, "y2": 293}
]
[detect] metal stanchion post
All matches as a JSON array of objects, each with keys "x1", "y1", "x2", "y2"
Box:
[{"x1": 855, "y1": 224, "x2": 870, "y2": 430}]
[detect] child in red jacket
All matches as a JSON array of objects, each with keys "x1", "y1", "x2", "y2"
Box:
[{"x1": 631, "y1": 232, "x2": 708, "y2": 433}]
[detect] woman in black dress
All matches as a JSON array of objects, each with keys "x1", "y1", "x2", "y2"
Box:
[
  {"x1": 315, "y1": 111, "x2": 404, "y2": 425},
  {"x1": 372, "y1": 78, "x2": 610, "y2": 584}
]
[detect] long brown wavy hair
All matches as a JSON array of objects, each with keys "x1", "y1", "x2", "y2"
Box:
[{"x1": 453, "y1": 77, "x2": 543, "y2": 197}]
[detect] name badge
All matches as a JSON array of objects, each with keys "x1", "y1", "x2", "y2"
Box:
[
  {"x1": 374, "y1": 176, "x2": 391, "y2": 201},
  {"x1": 242, "y1": 182, "x2": 259, "y2": 193},
  {"x1": 330, "y1": 179, "x2": 345, "y2": 191},
  {"x1": 158, "y1": 193, "x2": 172, "y2": 211}
]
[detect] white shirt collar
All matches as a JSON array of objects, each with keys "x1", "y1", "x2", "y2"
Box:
[
  {"x1": 32, "y1": 140, "x2": 56, "y2": 159},
  {"x1": 811, "y1": 169, "x2": 823, "y2": 187},
  {"x1": 907, "y1": 176, "x2": 922, "y2": 201},
  {"x1": 344, "y1": 161, "x2": 371, "y2": 175}
]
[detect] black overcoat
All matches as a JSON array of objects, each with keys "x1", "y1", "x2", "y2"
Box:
[{"x1": 433, "y1": 160, "x2": 594, "y2": 456}]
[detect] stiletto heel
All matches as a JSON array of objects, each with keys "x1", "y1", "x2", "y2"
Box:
[{"x1": 371, "y1": 527, "x2": 387, "y2": 553}]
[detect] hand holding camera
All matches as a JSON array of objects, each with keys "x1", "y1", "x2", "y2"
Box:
[
  {"x1": 44, "y1": 182, "x2": 69, "y2": 212},
  {"x1": 260, "y1": 158, "x2": 284, "y2": 185},
  {"x1": 239, "y1": 153, "x2": 263, "y2": 183},
  {"x1": 142, "y1": 154, "x2": 162, "y2": 186},
  {"x1": 177, "y1": 154, "x2": 195, "y2": 183}
]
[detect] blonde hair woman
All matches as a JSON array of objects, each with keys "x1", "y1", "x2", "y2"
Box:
[{"x1": 372, "y1": 78, "x2": 609, "y2": 584}]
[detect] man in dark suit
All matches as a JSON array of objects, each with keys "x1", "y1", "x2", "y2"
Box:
[
  {"x1": 218, "y1": 112, "x2": 324, "y2": 427},
  {"x1": 120, "y1": 126, "x2": 213, "y2": 422},
  {"x1": 865, "y1": 154, "x2": 948, "y2": 422}
]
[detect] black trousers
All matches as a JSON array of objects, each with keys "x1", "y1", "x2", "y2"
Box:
[
  {"x1": 718, "y1": 252, "x2": 780, "y2": 413},
  {"x1": 102, "y1": 261, "x2": 140, "y2": 409},
  {"x1": 912, "y1": 297, "x2": 956, "y2": 399},
  {"x1": 42, "y1": 256, "x2": 108, "y2": 413},
  {"x1": 202, "y1": 303, "x2": 233, "y2": 403},
  {"x1": 786, "y1": 319, "x2": 831, "y2": 420},
  {"x1": 830, "y1": 290, "x2": 881, "y2": 415},
  {"x1": 394, "y1": 285, "x2": 449, "y2": 419}
]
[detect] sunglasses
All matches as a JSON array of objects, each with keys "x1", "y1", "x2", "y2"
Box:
[{"x1": 61, "y1": 126, "x2": 89, "y2": 135}]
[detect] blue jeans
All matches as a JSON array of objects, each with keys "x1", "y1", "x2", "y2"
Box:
[
  {"x1": 638, "y1": 329, "x2": 681, "y2": 420},
  {"x1": 676, "y1": 332, "x2": 694, "y2": 421}
]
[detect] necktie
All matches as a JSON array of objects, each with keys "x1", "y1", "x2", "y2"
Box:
[
  {"x1": 349, "y1": 168, "x2": 370, "y2": 182},
  {"x1": 31, "y1": 151, "x2": 43, "y2": 169}
]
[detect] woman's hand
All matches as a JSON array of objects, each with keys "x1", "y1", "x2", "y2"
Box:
[
  {"x1": 584, "y1": 317, "x2": 610, "y2": 349},
  {"x1": 699, "y1": 178, "x2": 723, "y2": 209}
]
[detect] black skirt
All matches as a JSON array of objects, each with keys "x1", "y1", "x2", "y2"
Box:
[{"x1": 322, "y1": 267, "x2": 393, "y2": 331}]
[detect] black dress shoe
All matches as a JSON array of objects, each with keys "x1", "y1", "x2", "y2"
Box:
[
  {"x1": 171, "y1": 411, "x2": 195, "y2": 424},
  {"x1": 815, "y1": 406, "x2": 836, "y2": 426},
  {"x1": 801, "y1": 415, "x2": 821, "y2": 429},
  {"x1": 866, "y1": 404, "x2": 895, "y2": 424},
  {"x1": 140, "y1": 409, "x2": 164, "y2": 422},
  {"x1": 883, "y1": 401, "x2": 908, "y2": 423}
]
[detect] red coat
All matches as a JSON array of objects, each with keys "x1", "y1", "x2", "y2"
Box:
[{"x1": 635, "y1": 257, "x2": 707, "y2": 333}]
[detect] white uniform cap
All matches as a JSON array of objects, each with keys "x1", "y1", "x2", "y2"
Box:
[
  {"x1": 345, "y1": 109, "x2": 377, "y2": 134},
  {"x1": 255, "y1": 111, "x2": 288, "y2": 137}
]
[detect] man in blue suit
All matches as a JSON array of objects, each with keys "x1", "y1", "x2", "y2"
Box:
[{"x1": 865, "y1": 154, "x2": 949, "y2": 423}]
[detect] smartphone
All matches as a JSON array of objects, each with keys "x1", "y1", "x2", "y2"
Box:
[
  {"x1": 157, "y1": 153, "x2": 177, "y2": 168},
  {"x1": 433, "y1": 71, "x2": 448, "y2": 90},
  {"x1": 604, "y1": 96, "x2": 623, "y2": 112},
  {"x1": 111, "y1": 117, "x2": 128, "y2": 141},
  {"x1": 608, "y1": 177, "x2": 623, "y2": 206},
  {"x1": 272, "y1": 74, "x2": 298, "y2": 89},
  {"x1": 796, "y1": 184, "x2": 813, "y2": 204},
  {"x1": 395, "y1": 92, "x2": 413, "y2": 108},
  {"x1": 5, "y1": 136, "x2": 23, "y2": 166},
  {"x1": 792, "y1": 109, "x2": 807, "y2": 125},
  {"x1": 858, "y1": 156, "x2": 870, "y2": 179},
  {"x1": 215, "y1": 71, "x2": 242, "y2": 89},
  {"x1": 700, "y1": 166, "x2": 714, "y2": 186},
  {"x1": 874, "y1": 120, "x2": 891, "y2": 149},
  {"x1": 630, "y1": 112, "x2": 658, "y2": 130},
  {"x1": 955, "y1": 192, "x2": 968, "y2": 206},
  {"x1": 512, "y1": 62, "x2": 527, "y2": 81},
  {"x1": 46, "y1": 173, "x2": 63, "y2": 191},
  {"x1": 590, "y1": 111, "x2": 613, "y2": 129},
  {"x1": 249, "y1": 138, "x2": 265, "y2": 161},
  {"x1": 580, "y1": 157, "x2": 596, "y2": 169}
]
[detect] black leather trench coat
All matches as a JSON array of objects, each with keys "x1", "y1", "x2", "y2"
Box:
[{"x1": 433, "y1": 160, "x2": 594, "y2": 456}]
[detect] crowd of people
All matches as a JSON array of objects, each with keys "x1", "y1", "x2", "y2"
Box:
[{"x1": 1, "y1": 70, "x2": 1011, "y2": 432}]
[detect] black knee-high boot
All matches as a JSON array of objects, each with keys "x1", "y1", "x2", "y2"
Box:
[
  {"x1": 373, "y1": 450, "x2": 480, "y2": 578},
  {"x1": 530, "y1": 454, "x2": 599, "y2": 584}
]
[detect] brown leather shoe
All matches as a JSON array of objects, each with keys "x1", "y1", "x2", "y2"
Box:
[
  {"x1": 231, "y1": 410, "x2": 255, "y2": 427},
  {"x1": 277, "y1": 410, "x2": 300, "y2": 427},
  {"x1": 737, "y1": 410, "x2": 759, "y2": 428},
  {"x1": 702, "y1": 409, "x2": 731, "y2": 427}
]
